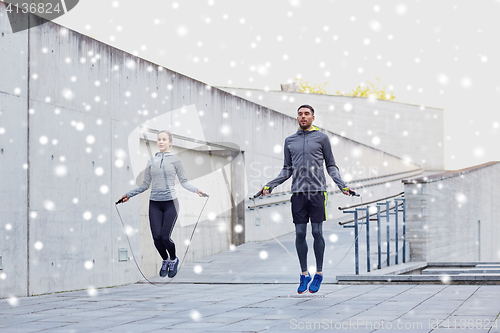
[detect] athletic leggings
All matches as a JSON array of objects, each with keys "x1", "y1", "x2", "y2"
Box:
[
  {"x1": 295, "y1": 222, "x2": 325, "y2": 272},
  {"x1": 149, "y1": 199, "x2": 179, "y2": 260}
]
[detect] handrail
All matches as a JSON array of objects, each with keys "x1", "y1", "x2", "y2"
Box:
[
  {"x1": 338, "y1": 192, "x2": 404, "y2": 211},
  {"x1": 256, "y1": 168, "x2": 422, "y2": 197},
  {"x1": 248, "y1": 173, "x2": 411, "y2": 209},
  {"x1": 338, "y1": 201, "x2": 402, "y2": 226},
  {"x1": 340, "y1": 195, "x2": 407, "y2": 274},
  {"x1": 402, "y1": 161, "x2": 499, "y2": 184}
]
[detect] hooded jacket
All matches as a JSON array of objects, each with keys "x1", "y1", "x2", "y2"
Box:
[
  {"x1": 126, "y1": 152, "x2": 198, "y2": 201},
  {"x1": 265, "y1": 126, "x2": 346, "y2": 193}
]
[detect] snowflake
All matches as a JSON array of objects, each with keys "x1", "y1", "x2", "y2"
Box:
[
  {"x1": 259, "y1": 251, "x2": 268, "y2": 259},
  {"x1": 87, "y1": 287, "x2": 98, "y2": 296},
  {"x1": 190, "y1": 310, "x2": 202, "y2": 321},
  {"x1": 7, "y1": 297, "x2": 19, "y2": 306},
  {"x1": 54, "y1": 165, "x2": 68, "y2": 177},
  {"x1": 437, "y1": 73, "x2": 449, "y2": 85},
  {"x1": 44, "y1": 200, "x2": 55, "y2": 211},
  {"x1": 177, "y1": 26, "x2": 188, "y2": 37}
]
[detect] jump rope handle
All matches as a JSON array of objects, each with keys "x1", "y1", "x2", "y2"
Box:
[
  {"x1": 344, "y1": 187, "x2": 360, "y2": 197},
  {"x1": 201, "y1": 193, "x2": 209, "y2": 197},
  {"x1": 250, "y1": 186, "x2": 273, "y2": 200},
  {"x1": 250, "y1": 190, "x2": 262, "y2": 200}
]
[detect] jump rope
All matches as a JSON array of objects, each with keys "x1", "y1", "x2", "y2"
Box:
[
  {"x1": 249, "y1": 187, "x2": 363, "y2": 271},
  {"x1": 115, "y1": 195, "x2": 209, "y2": 286},
  {"x1": 116, "y1": 186, "x2": 362, "y2": 285},
  {"x1": 114, "y1": 131, "x2": 210, "y2": 286}
]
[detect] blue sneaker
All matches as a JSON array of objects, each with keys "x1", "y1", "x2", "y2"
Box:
[
  {"x1": 167, "y1": 257, "x2": 179, "y2": 278},
  {"x1": 159, "y1": 259, "x2": 170, "y2": 277},
  {"x1": 297, "y1": 273, "x2": 312, "y2": 294},
  {"x1": 309, "y1": 274, "x2": 323, "y2": 293}
]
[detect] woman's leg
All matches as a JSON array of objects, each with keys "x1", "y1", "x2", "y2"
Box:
[
  {"x1": 311, "y1": 222, "x2": 325, "y2": 272},
  {"x1": 149, "y1": 200, "x2": 169, "y2": 260},
  {"x1": 161, "y1": 199, "x2": 179, "y2": 260},
  {"x1": 295, "y1": 223, "x2": 308, "y2": 273}
]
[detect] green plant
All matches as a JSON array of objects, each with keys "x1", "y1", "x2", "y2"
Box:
[
  {"x1": 295, "y1": 78, "x2": 329, "y2": 94},
  {"x1": 337, "y1": 77, "x2": 396, "y2": 101}
]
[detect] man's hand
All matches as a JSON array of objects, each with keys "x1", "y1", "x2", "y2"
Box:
[
  {"x1": 342, "y1": 187, "x2": 353, "y2": 196},
  {"x1": 261, "y1": 186, "x2": 271, "y2": 196}
]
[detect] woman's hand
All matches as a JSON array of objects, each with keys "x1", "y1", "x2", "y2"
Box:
[
  {"x1": 197, "y1": 190, "x2": 207, "y2": 197},
  {"x1": 119, "y1": 194, "x2": 129, "y2": 203}
]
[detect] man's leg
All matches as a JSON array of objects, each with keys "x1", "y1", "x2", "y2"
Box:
[
  {"x1": 295, "y1": 223, "x2": 312, "y2": 293},
  {"x1": 308, "y1": 192, "x2": 327, "y2": 293},
  {"x1": 311, "y1": 222, "x2": 325, "y2": 274},
  {"x1": 291, "y1": 193, "x2": 309, "y2": 273},
  {"x1": 294, "y1": 223, "x2": 308, "y2": 273},
  {"x1": 292, "y1": 193, "x2": 312, "y2": 293},
  {"x1": 308, "y1": 191, "x2": 327, "y2": 275}
]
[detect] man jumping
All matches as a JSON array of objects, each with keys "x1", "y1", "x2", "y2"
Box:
[{"x1": 260, "y1": 104, "x2": 352, "y2": 294}]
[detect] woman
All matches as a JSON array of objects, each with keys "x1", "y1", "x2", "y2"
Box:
[{"x1": 119, "y1": 130, "x2": 205, "y2": 278}]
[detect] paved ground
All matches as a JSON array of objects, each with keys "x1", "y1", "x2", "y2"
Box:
[{"x1": 2, "y1": 217, "x2": 500, "y2": 332}]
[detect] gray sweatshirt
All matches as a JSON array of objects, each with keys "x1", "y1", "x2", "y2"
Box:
[
  {"x1": 266, "y1": 126, "x2": 346, "y2": 193},
  {"x1": 126, "y1": 152, "x2": 198, "y2": 201}
]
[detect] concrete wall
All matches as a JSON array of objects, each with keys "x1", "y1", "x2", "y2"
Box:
[
  {"x1": 219, "y1": 87, "x2": 444, "y2": 170},
  {"x1": 0, "y1": 4, "x2": 420, "y2": 297},
  {"x1": 404, "y1": 162, "x2": 500, "y2": 262},
  {"x1": 0, "y1": 9, "x2": 29, "y2": 298}
]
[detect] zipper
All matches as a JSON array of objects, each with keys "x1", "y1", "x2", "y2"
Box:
[{"x1": 160, "y1": 153, "x2": 170, "y2": 195}]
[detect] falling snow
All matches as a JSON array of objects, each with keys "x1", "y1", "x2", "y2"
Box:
[
  {"x1": 7, "y1": 297, "x2": 19, "y2": 306},
  {"x1": 259, "y1": 251, "x2": 268, "y2": 259},
  {"x1": 87, "y1": 287, "x2": 98, "y2": 296}
]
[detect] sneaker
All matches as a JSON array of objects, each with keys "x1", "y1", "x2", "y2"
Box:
[
  {"x1": 167, "y1": 257, "x2": 179, "y2": 278},
  {"x1": 309, "y1": 274, "x2": 323, "y2": 293},
  {"x1": 159, "y1": 259, "x2": 170, "y2": 277},
  {"x1": 297, "y1": 273, "x2": 312, "y2": 294}
]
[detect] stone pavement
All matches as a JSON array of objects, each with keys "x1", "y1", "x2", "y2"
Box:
[{"x1": 2, "y1": 217, "x2": 500, "y2": 332}]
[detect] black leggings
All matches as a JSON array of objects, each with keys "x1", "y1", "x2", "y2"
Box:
[
  {"x1": 295, "y1": 222, "x2": 325, "y2": 273},
  {"x1": 149, "y1": 199, "x2": 179, "y2": 260}
]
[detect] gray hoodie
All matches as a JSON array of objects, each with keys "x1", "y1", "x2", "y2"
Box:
[
  {"x1": 126, "y1": 152, "x2": 198, "y2": 201},
  {"x1": 266, "y1": 126, "x2": 346, "y2": 193}
]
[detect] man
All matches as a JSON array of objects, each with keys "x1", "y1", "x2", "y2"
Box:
[{"x1": 260, "y1": 104, "x2": 352, "y2": 294}]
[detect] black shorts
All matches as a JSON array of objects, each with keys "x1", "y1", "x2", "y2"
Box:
[{"x1": 291, "y1": 192, "x2": 328, "y2": 224}]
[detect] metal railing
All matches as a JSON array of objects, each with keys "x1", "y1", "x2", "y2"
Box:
[
  {"x1": 338, "y1": 193, "x2": 406, "y2": 275},
  {"x1": 247, "y1": 168, "x2": 421, "y2": 210}
]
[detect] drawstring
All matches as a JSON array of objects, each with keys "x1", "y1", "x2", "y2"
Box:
[{"x1": 160, "y1": 154, "x2": 164, "y2": 168}]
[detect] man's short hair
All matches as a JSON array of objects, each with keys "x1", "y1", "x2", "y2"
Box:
[{"x1": 297, "y1": 104, "x2": 314, "y2": 115}]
